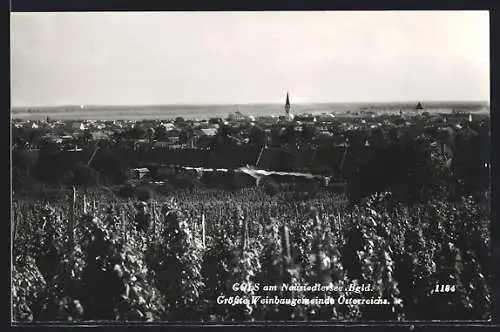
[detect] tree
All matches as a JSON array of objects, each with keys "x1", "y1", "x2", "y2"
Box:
[
  {"x1": 388, "y1": 127, "x2": 401, "y2": 144},
  {"x1": 118, "y1": 182, "x2": 136, "y2": 198},
  {"x1": 12, "y1": 127, "x2": 47, "y2": 149},
  {"x1": 174, "y1": 117, "x2": 186, "y2": 126},
  {"x1": 451, "y1": 130, "x2": 488, "y2": 198},
  {"x1": 370, "y1": 127, "x2": 386, "y2": 148},
  {"x1": 294, "y1": 179, "x2": 319, "y2": 200},
  {"x1": 122, "y1": 127, "x2": 146, "y2": 140},
  {"x1": 34, "y1": 144, "x2": 63, "y2": 184},
  {"x1": 146, "y1": 127, "x2": 155, "y2": 142},
  {"x1": 82, "y1": 130, "x2": 93, "y2": 145},
  {"x1": 12, "y1": 151, "x2": 37, "y2": 189},
  {"x1": 63, "y1": 162, "x2": 99, "y2": 188},
  {"x1": 211, "y1": 124, "x2": 233, "y2": 152},
  {"x1": 90, "y1": 149, "x2": 128, "y2": 185},
  {"x1": 179, "y1": 129, "x2": 193, "y2": 145},
  {"x1": 110, "y1": 131, "x2": 124, "y2": 144},
  {"x1": 348, "y1": 135, "x2": 452, "y2": 204},
  {"x1": 249, "y1": 125, "x2": 267, "y2": 150},
  {"x1": 281, "y1": 124, "x2": 296, "y2": 147},
  {"x1": 135, "y1": 185, "x2": 155, "y2": 201},
  {"x1": 217, "y1": 124, "x2": 230, "y2": 139},
  {"x1": 301, "y1": 124, "x2": 317, "y2": 144},
  {"x1": 270, "y1": 128, "x2": 282, "y2": 147},
  {"x1": 154, "y1": 125, "x2": 167, "y2": 141},
  {"x1": 327, "y1": 122, "x2": 339, "y2": 135}
]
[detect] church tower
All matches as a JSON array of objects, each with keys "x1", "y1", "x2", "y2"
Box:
[{"x1": 285, "y1": 92, "x2": 291, "y2": 118}]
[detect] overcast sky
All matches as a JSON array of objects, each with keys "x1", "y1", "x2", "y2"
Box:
[{"x1": 11, "y1": 11, "x2": 489, "y2": 107}]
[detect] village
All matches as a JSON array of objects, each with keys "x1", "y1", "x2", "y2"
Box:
[
  {"x1": 11, "y1": 98, "x2": 487, "y2": 153},
  {"x1": 11, "y1": 96, "x2": 490, "y2": 195}
]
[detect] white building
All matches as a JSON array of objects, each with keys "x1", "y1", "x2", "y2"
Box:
[{"x1": 72, "y1": 122, "x2": 86, "y2": 131}]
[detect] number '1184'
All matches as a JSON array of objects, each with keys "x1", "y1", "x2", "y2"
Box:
[{"x1": 434, "y1": 284, "x2": 456, "y2": 293}]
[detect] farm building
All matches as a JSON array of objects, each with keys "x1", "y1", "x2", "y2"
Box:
[{"x1": 132, "y1": 168, "x2": 150, "y2": 180}]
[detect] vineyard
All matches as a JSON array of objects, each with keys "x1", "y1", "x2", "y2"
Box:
[{"x1": 12, "y1": 187, "x2": 491, "y2": 322}]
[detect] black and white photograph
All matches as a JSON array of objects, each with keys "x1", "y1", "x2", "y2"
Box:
[{"x1": 11, "y1": 11, "x2": 491, "y2": 323}]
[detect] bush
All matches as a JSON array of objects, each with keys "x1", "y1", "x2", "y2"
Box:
[
  {"x1": 199, "y1": 172, "x2": 233, "y2": 190},
  {"x1": 135, "y1": 185, "x2": 155, "y2": 201},
  {"x1": 91, "y1": 149, "x2": 128, "y2": 185},
  {"x1": 12, "y1": 151, "x2": 37, "y2": 190},
  {"x1": 328, "y1": 182, "x2": 349, "y2": 195},
  {"x1": 63, "y1": 163, "x2": 99, "y2": 188},
  {"x1": 156, "y1": 182, "x2": 176, "y2": 196},
  {"x1": 170, "y1": 175, "x2": 198, "y2": 191},
  {"x1": 347, "y1": 138, "x2": 448, "y2": 204},
  {"x1": 294, "y1": 180, "x2": 319, "y2": 200},
  {"x1": 34, "y1": 145, "x2": 64, "y2": 184},
  {"x1": 118, "y1": 183, "x2": 136, "y2": 199},
  {"x1": 261, "y1": 177, "x2": 280, "y2": 196}
]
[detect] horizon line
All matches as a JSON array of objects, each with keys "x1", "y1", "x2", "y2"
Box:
[{"x1": 11, "y1": 99, "x2": 490, "y2": 109}]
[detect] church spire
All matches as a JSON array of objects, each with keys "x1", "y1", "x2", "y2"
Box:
[{"x1": 285, "y1": 91, "x2": 290, "y2": 116}]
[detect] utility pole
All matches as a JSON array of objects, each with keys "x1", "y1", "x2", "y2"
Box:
[
  {"x1": 87, "y1": 146, "x2": 100, "y2": 166},
  {"x1": 338, "y1": 141, "x2": 349, "y2": 182},
  {"x1": 255, "y1": 145, "x2": 265, "y2": 167}
]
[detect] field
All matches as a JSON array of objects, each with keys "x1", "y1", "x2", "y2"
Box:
[
  {"x1": 12, "y1": 187, "x2": 491, "y2": 322},
  {"x1": 11, "y1": 101, "x2": 489, "y2": 121}
]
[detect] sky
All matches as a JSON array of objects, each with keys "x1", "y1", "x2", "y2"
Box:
[{"x1": 10, "y1": 11, "x2": 490, "y2": 107}]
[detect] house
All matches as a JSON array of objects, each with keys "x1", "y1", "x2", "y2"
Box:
[
  {"x1": 132, "y1": 168, "x2": 150, "y2": 180},
  {"x1": 120, "y1": 138, "x2": 149, "y2": 151},
  {"x1": 200, "y1": 128, "x2": 217, "y2": 137},
  {"x1": 174, "y1": 117, "x2": 186, "y2": 126},
  {"x1": 167, "y1": 136, "x2": 180, "y2": 145},
  {"x1": 209, "y1": 117, "x2": 222, "y2": 125},
  {"x1": 160, "y1": 122, "x2": 176, "y2": 131},
  {"x1": 256, "y1": 116, "x2": 277, "y2": 126},
  {"x1": 315, "y1": 113, "x2": 336, "y2": 123},
  {"x1": 294, "y1": 114, "x2": 317, "y2": 123},
  {"x1": 152, "y1": 141, "x2": 170, "y2": 149},
  {"x1": 318, "y1": 131, "x2": 333, "y2": 137},
  {"x1": 72, "y1": 122, "x2": 86, "y2": 131},
  {"x1": 228, "y1": 111, "x2": 247, "y2": 122},
  {"x1": 91, "y1": 131, "x2": 109, "y2": 141},
  {"x1": 66, "y1": 146, "x2": 83, "y2": 152}
]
